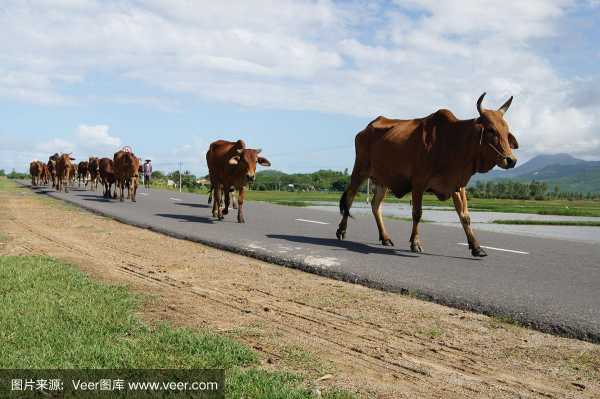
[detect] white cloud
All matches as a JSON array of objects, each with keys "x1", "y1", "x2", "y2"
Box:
[
  {"x1": 29, "y1": 124, "x2": 122, "y2": 161},
  {"x1": 0, "y1": 0, "x2": 599, "y2": 164},
  {"x1": 76, "y1": 124, "x2": 121, "y2": 149}
]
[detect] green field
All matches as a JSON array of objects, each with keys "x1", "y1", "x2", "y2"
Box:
[
  {"x1": 154, "y1": 184, "x2": 600, "y2": 217},
  {"x1": 492, "y1": 220, "x2": 600, "y2": 226},
  {"x1": 0, "y1": 256, "x2": 352, "y2": 398},
  {"x1": 243, "y1": 191, "x2": 600, "y2": 217}
]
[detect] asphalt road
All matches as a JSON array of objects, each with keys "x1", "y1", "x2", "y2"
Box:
[{"x1": 24, "y1": 183, "x2": 600, "y2": 343}]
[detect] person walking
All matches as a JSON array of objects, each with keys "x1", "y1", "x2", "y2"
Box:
[{"x1": 143, "y1": 159, "x2": 152, "y2": 189}]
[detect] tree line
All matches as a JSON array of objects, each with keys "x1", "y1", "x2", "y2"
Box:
[
  {"x1": 7, "y1": 167, "x2": 599, "y2": 200},
  {"x1": 466, "y1": 180, "x2": 600, "y2": 200}
]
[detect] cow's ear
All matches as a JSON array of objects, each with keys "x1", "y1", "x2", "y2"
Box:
[
  {"x1": 508, "y1": 133, "x2": 519, "y2": 149},
  {"x1": 257, "y1": 157, "x2": 271, "y2": 167},
  {"x1": 228, "y1": 156, "x2": 240, "y2": 165}
]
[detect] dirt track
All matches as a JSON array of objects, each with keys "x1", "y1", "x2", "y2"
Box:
[{"x1": 1, "y1": 185, "x2": 599, "y2": 398}]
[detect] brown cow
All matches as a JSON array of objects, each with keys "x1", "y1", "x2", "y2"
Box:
[
  {"x1": 41, "y1": 163, "x2": 50, "y2": 185},
  {"x1": 55, "y1": 153, "x2": 75, "y2": 192},
  {"x1": 87, "y1": 157, "x2": 100, "y2": 191},
  {"x1": 29, "y1": 161, "x2": 43, "y2": 186},
  {"x1": 48, "y1": 153, "x2": 59, "y2": 189},
  {"x1": 113, "y1": 150, "x2": 140, "y2": 202},
  {"x1": 77, "y1": 161, "x2": 89, "y2": 188},
  {"x1": 336, "y1": 93, "x2": 519, "y2": 257},
  {"x1": 68, "y1": 163, "x2": 77, "y2": 185},
  {"x1": 206, "y1": 139, "x2": 271, "y2": 223},
  {"x1": 98, "y1": 157, "x2": 117, "y2": 199}
]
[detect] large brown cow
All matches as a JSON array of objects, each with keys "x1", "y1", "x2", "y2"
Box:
[
  {"x1": 55, "y1": 153, "x2": 75, "y2": 192},
  {"x1": 87, "y1": 157, "x2": 100, "y2": 191},
  {"x1": 113, "y1": 150, "x2": 140, "y2": 202},
  {"x1": 98, "y1": 157, "x2": 117, "y2": 199},
  {"x1": 77, "y1": 161, "x2": 89, "y2": 187},
  {"x1": 206, "y1": 139, "x2": 271, "y2": 223},
  {"x1": 336, "y1": 93, "x2": 519, "y2": 257},
  {"x1": 29, "y1": 161, "x2": 43, "y2": 186}
]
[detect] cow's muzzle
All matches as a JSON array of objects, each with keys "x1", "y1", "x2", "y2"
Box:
[
  {"x1": 246, "y1": 174, "x2": 255, "y2": 183},
  {"x1": 499, "y1": 156, "x2": 517, "y2": 169}
]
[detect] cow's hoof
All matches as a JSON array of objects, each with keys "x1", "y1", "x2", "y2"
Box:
[
  {"x1": 238, "y1": 219, "x2": 245, "y2": 223},
  {"x1": 472, "y1": 247, "x2": 487, "y2": 257},
  {"x1": 218, "y1": 215, "x2": 224, "y2": 220},
  {"x1": 381, "y1": 238, "x2": 394, "y2": 246},
  {"x1": 410, "y1": 242, "x2": 423, "y2": 253},
  {"x1": 223, "y1": 208, "x2": 229, "y2": 215},
  {"x1": 132, "y1": 199, "x2": 136, "y2": 202},
  {"x1": 336, "y1": 228, "x2": 345, "y2": 240}
]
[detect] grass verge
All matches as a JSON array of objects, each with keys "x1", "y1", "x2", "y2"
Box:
[
  {"x1": 492, "y1": 220, "x2": 600, "y2": 226},
  {"x1": 0, "y1": 256, "x2": 352, "y2": 398}
]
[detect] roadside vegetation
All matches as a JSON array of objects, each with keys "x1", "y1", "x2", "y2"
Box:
[
  {"x1": 492, "y1": 219, "x2": 600, "y2": 226},
  {"x1": 0, "y1": 255, "x2": 352, "y2": 398}
]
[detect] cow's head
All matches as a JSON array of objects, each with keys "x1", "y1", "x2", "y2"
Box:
[
  {"x1": 476, "y1": 93, "x2": 519, "y2": 169},
  {"x1": 228, "y1": 148, "x2": 271, "y2": 183}
]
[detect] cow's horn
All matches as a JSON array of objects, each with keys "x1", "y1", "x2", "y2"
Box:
[
  {"x1": 256, "y1": 148, "x2": 262, "y2": 154},
  {"x1": 477, "y1": 92, "x2": 486, "y2": 116},
  {"x1": 498, "y1": 96, "x2": 513, "y2": 115}
]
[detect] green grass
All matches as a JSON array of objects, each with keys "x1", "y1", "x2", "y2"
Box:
[
  {"x1": 149, "y1": 183, "x2": 600, "y2": 217},
  {"x1": 0, "y1": 256, "x2": 353, "y2": 398},
  {"x1": 492, "y1": 219, "x2": 600, "y2": 226}
]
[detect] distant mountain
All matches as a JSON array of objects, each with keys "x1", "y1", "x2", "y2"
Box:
[
  {"x1": 471, "y1": 153, "x2": 600, "y2": 192},
  {"x1": 472, "y1": 153, "x2": 586, "y2": 181}
]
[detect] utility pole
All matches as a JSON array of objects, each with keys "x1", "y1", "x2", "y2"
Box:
[{"x1": 178, "y1": 161, "x2": 182, "y2": 193}]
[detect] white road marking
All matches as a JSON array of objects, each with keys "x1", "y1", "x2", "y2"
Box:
[
  {"x1": 457, "y1": 243, "x2": 529, "y2": 255},
  {"x1": 169, "y1": 197, "x2": 182, "y2": 201},
  {"x1": 139, "y1": 192, "x2": 148, "y2": 196},
  {"x1": 295, "y1": 218, "x2": 329, "y2": 225}
]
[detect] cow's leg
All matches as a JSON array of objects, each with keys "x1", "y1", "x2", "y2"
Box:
[
  {"x1": 237, "y1": 186, "x2": 245, "y2": 223},
  {"x1": 213, "y1": 185, "x2": 224, "y2": 220},
  {"x1": 452, "y1": 187, "x2": 486, "y2": 257},
  {"x1": 336, "y1": 176, "x2": 368, "y2": 240},
  {"x1": 211, "y1": 186, "x2": 218, "y2": 217},
  {"x1": 409, "y1": 189, "x2": 424, "y2": 252},
  {"x1": 231, "y1": 189, "x2": 238, "y2": 209},
  {"x1": 119, "y1": 180, "x2": 125, "y2": 202},
  {"x1": 131, "y1": 177, "x2": 138, "y2": 202},
  {"x1": 223, "y1": 189, "x2": 230, "y2": 215},
  {"x1": 371, "y1": 184, "x2": 393, "y2": 246},
  {"x1": 208, "y1": 185, "x2": 213, "y2": 204}
]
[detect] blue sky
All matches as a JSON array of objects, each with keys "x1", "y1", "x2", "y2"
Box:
[{"x1": 1, "y1": 0, "x2": 600, "y2": 175}]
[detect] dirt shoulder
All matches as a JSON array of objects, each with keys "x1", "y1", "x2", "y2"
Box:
[{"x1": 1, "y1": 183, "x2": 599, "y2": 398}]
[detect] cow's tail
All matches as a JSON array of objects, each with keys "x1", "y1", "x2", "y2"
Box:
[{"x1": 339, "y1": 190, "x2": 351, "y2": 218}]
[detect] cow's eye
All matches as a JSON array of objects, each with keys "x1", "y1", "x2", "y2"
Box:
[{"x1": 492, "y1": 135, "x2": 499, "y2": 145}]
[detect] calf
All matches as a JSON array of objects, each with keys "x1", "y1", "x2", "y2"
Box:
[
  {"x1": 48, "y1": 153, "x2": 59, "y2": 189},
  {"x1": 77, "y1": 161, "x2": 89, "y2": 187},
  {"x1": 113, "y1": 150, "x2": 140, "y2": 202},
  {"x1": 41, "y1": 163, "x2": 50, "y2": 185},
  {"x1": 98, "y1": 157, "x2": 117, "y2": 199},
  {"x1": 206, "y1": 139, "x2": 270, "y2": 223},
  {"x1": 29, "y1": 161, "x2": 43, "y2": 186},
  {"x1": 87, "y1": 157, "x2": 100, "y2": 191}
]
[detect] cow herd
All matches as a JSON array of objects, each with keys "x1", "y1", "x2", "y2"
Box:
[
  {"x1": 29, "y1": 148, "x2": 140, "y2": 202},
  {"x1": 28, "y1": 93, "x2": 519, "y2": 257}
]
